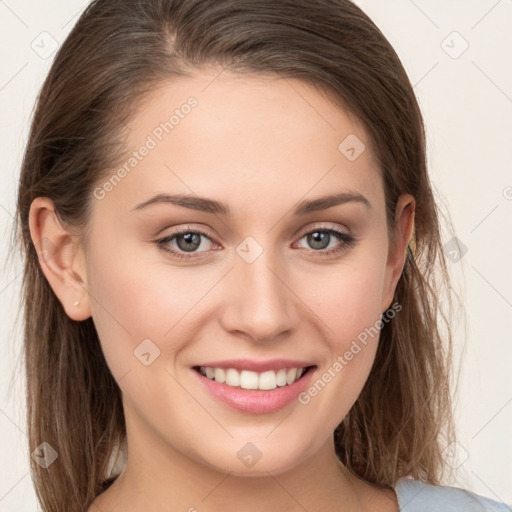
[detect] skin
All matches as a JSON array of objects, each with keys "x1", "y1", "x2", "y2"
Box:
[{"x1": 29, "y1": 68, "x2": 414, "y2": 512}]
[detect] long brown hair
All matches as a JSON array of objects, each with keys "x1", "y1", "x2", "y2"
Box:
[{"x1": 12, "y1": 0, "x2": 461, "y2": 510}]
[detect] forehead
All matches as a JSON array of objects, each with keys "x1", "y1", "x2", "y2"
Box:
[{"x1": 93, "y1": 69, "x2": 384, "y2": 221}]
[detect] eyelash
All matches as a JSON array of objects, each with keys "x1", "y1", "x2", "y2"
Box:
[{"x1": 155, "y1": 225, "x2": 358, "y2": 261}]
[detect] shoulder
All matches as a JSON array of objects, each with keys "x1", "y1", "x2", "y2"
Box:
[{"x1": 394, "y1": 477, "x2": 511, "y2": 512}]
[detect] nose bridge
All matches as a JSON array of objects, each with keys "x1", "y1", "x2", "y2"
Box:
[{"x1": 220, "y1": 236, "x2": 300, "y2": 342}]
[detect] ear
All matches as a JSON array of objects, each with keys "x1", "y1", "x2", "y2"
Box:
[
  {"x1": 28, "y1": 197, "x2": 91, "y2": 321},
  {"x1": 381, "y1": 193, "x2": 415, "y2": 314}
]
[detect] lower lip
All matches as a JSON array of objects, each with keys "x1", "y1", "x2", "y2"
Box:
[{"x1": 192, "y1": 366, "x2": 317, "y2": 414}]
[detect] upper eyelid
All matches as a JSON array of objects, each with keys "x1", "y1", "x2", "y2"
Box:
[
  {"x1": 156, "y1": 225, "x2": 356, "y2": 262},
  {"x1": 159, "y1": 223, "x2": 351, "y2": 247}
]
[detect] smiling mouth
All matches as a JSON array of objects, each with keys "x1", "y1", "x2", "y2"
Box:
[{"x1": 193, "y1": 365, "x2": 316, "y2": 391}]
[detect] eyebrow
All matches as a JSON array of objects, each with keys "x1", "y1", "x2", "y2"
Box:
[{"x1": 130, "y1": 191, "x2": 371, "y2": 216}]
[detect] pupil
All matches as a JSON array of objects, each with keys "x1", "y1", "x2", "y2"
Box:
[
  {"x1": 178, "y1": 233, "x2": 200, "y2": 252},
  {"x1": 309, "y1": 232, "x2": 329, "y2": 250}
]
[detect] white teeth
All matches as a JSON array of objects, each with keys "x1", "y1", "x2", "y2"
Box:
[
  {"x1": 225, "y1": 368, "x2": 240, "y2": 387},
  {"x1": 286, "y1": 368, "x2": 297, "y2": 385},
  {"x1": 240, "y1": 370, "x2": 259, "y2": 390},
  {"x1": 258, "y1": 371, "x2": 277, "y2": 390},
  {"x1": 214, "y1": 368, "x2": 226, "y2": 383},
  {"x1": 198, "y1": 366, "x2": 309, "y2": 390},
  {"x1": 276, "y1": 368, "x2": 287, "y2": 387}
]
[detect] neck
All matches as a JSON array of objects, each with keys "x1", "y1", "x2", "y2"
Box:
[
  {"x1": 95, "y1": 435, "x2": 366, "y2": 512},
  {"x1": 90, "y1": 400, "x2": 398, "y2": 512}
]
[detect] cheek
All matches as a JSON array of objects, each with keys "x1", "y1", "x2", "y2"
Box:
[
  {"x1": 298, "y1": 249, "x2": 387, "y2": 407},
  {"x1": 85, "y1": 232, "x2": 211, "y2": 379},
  {"x1": 308, "y1": 249, "x2": 387, "y2": 343}
]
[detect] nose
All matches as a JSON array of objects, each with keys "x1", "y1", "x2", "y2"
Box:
[{"x1": 219, "y1": 245, "x2": 301, "y2": 343}]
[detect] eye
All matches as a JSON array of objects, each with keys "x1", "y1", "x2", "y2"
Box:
[
  {"x1": 155, "y1": 225, "x2": 358, "y2": 261},
  {"x1": 155, "y1": 227, "x2": 218, "y2": 261},
  {"x1": 294, "y1": 226, "x2": 357, "y2": 257}
]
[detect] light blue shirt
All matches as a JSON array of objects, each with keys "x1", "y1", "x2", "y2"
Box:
[{"x1": 394, "y1": 477, "x2": 511, "y2": 511}]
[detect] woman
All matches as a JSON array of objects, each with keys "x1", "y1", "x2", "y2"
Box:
[{"x1": 13, "y1": 0, "x2": 510, "y2": 511}]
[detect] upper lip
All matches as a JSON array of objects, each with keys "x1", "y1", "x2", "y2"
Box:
[{"x1": 193, "y1": 359, "x2": 316, "y2": 373}]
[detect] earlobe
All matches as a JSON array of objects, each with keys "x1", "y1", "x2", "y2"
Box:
[
  {"x1": 28, "y1": 197, "x2": 91, "y2": 321},
  {"x1": 381, "y1": 194, "x2": 416, "y2": 313}
]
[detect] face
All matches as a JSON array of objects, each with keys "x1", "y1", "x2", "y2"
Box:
[{"x1": 33, "y1": 69, "x2": 413, "y2": 477}]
